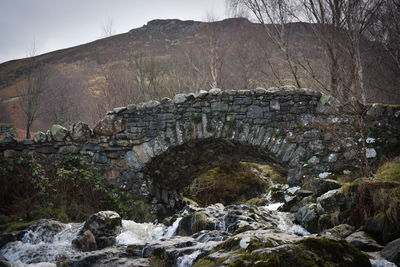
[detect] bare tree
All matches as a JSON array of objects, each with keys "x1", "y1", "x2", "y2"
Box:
[
  {"x1": 228, "y1": 0, "x2": 304, "y2": 88},
  {"x1": 43, "y1": 66, "x2": 82, "y2": 126},
  {"x1": 19, "y1": 43, "x2": 48, "y2": 138},
  {"x1": 101, "y1": 18, "x2": 116, "y2": 38}
]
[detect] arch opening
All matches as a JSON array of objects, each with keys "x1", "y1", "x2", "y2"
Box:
[{"x1": 143, "y1": 138, "x2": 288, "y2": 214}]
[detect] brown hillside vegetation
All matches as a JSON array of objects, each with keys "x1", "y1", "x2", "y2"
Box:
[{"x1": 0, "y1": 18, "x2": 399, "y2": 137}]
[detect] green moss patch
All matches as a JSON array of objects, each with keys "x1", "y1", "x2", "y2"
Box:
[{"x1": 183, "y1": 162, "x2": 268, "y2": 206}]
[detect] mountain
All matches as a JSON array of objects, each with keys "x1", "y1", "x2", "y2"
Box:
[{"x1": 0, "y1": 18, "x2": 398, "y2": 138}]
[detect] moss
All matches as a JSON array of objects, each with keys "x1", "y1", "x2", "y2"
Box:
[
  {"x1": 4, "y1": 220, "x2": 36, "y2": 233},
  {"x1": 299, "y1": 238, "x2": 371, "y2": 267},
  {"x1": 183, "y1": 162, "x2": 268, "y2": 206},
  {"x1": 193, "y1": 258, "x2": 218, "y2": 267},
  {"x1": 149, "y1": 247, "x2": 174, "y2": 267},
  {"x1": 375, "y1": 157, "x2": 400, "y2": 183},
  {"x1": 234, "y1": 225, "x2": 252, "y2": 234},
  {"x1": 188, "y1": 126, "x2": 194, "y2": 135},
  {"x1": 340, "y1": 182, "x2": 359, "y2": 197},
  {"x1": 191, "y1": 212, "x2": 209, "y2": 233},
  {"x1": 246, "y1": 198, "x2": 268, "y2": 206},
  {"x1": 226, "y1": 120, "x2": 237, "y2": 130},
  {"x1": 192, "y1": 115, "x2": 202, "y2": 124},
  {"x1": 213, "y1": 237, "x2": 241, "y2": 252}
]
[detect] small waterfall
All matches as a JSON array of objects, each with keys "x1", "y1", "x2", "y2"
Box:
[
  {"x1": 1, "y1": 222, "x2": 82, "y2": 265},
  {"x1": 116, "y1": 220, "x2": 166, "y2": 245},
  {"x1": 164, "y1": 217, "x2": 183, "y2": 237},
  {"x1": 176, "y1": 250, "x2": 202, "y2": 267},
  {"x1": 265, "y1": 202, "x2": 311, "y2": 236},
  {"x1": 116, "y1": 216, "x2": 183, "y2": 245}
]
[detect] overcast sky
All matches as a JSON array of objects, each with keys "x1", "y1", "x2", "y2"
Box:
[{"x1": 0, "y1": 0, "x2": 227, "y2": 63}]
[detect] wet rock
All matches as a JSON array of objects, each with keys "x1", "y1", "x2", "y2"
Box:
[
  {"x1": 346, "y1": 231, "x2": 384, "y2": 252},
  {"x1": 51, "y1": 124, "x2": 68, "y2": 141},
  {"x1": 25, "y1": 219, "x2": 66, "y2": 244},
  {"x1": 380, "y1": 238, "x2": 400, "y2": 265},
  {"x1": 0, "y1": 230, "x2": 26, "y2": 249},
  {"x1": 93, "y1": 115, "x2": 125, "y2": 136},
  {"x1": 73, "y1": 211, "x2": 122, "y2": 251},
  {"x1": 311, "y1": 178, "x2": 341, "y2": 196},
  {"x1": 58, "y1": 248, "x2": 128, "y2": 267},
  {"x1": 73, "y1": 230, "x2": 97, "y2": 252},
  {"x1": 295, "y1": 203, "x2": 319, "y2": 233},
  {"x1": 320, "y1": 224, "x2": 356, "y2": 239},
  {"x1": 71, "y1": 121, "x2": 91, "y2": 141}
]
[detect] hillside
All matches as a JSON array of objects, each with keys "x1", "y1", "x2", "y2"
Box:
[{"x1": 0, "y1": 18, "x2": 398, "y2": 138}]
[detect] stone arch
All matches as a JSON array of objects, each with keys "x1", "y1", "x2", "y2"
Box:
[{"x1": 115, "y1": 87, "x2": 326, "y2": 212}]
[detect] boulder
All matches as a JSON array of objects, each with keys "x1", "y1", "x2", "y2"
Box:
[
  {"x1": 51, "y1": 124, "x2": 68, "y2": 141},
  {"x1": 72, "y1": 211, "x2": 122, "y2": 251},
  {"x1": 206, "y1": 235, "x2": 371, "y2": 267},
  {"x1": 71, "y1": 121, "x2": 91, "y2": 141},
  {"x1": 73, "y1": 230, "x2": 97, "y2": 252},
  {"x1": 345, "y1": 231, "x2": 384, "y2": 252},
  {"x1": 317, "y1": 189, "x2": 346, "y2": 213},
  {"x1": 177, "y1": 211, "x2": 217, "y2": 236},
  {"x1": 33, "y1": 131, "x2": 47, "y2": 143},
  {"x1": 311, "y1": 178, "x2": 341, "y2": 196},
  {"x1": 295, "y1": 203, "x2": 319, "y2": 233},
  {"x1": 93, "y1": 115, "x2": 125, "y2": 136},
  {"x1": 381, "y1": 238, "x2": 400, "y2": 265},
  {"x1": 320, "y1": 224, "x2": 356, "y2": 239}
]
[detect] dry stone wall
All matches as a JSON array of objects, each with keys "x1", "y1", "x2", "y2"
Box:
[{"x1": 1, "y1": 87, "x2": 399, "y2": 213}]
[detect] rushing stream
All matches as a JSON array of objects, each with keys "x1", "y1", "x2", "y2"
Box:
[{"x1": 0, "y1": 201, "x2": 313, "y2": 267}]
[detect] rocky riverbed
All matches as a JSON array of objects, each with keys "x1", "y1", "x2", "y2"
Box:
[{"x1": 1, "y1": 181, "x2": 399, "y2": 266}]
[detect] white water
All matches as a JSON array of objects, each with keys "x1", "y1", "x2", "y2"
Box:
[
  {"x1": 116, "y1": 216, "x2": 183, "y2": 245},
  {"x1": 266, "y1": 202, "x2": 284, "y2": 211},
  {"x1": 1, "y1": 223, "x2": 82, "y2": 266},
  {"x1": 265, "y1": 202, "x2": 311, "y2": 236},
  {"x1": 177, "y1": 250, "x2": 202, "y2": 267},
  {"x1": 2, "y1": 217, "x2": 184, "y2": 265}
]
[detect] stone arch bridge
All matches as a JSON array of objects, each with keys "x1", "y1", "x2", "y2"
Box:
[{"x1": 1, "y1": 87, "x2": 399, "y2": 213}]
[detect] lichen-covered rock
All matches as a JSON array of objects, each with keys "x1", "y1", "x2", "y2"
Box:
[
  {"x1": 202, "y1": 235, "x2": 371, "y2": 267},
  {"x1": 34, "y1": 131, "x2": 47, "y2": 143},
  {"x1": 72, "y1": 211, "x2": 122, "y2": 251},
  {"x1": 93, "y1": 115, "x2": 125, "y2": 136},
  {"x1": 177, "y1": 211, "x2": 217, "y2": 236},
  {"x1": 51, "y1": 124, "x2": 68, "y2": 141},
  {"x1": 345, "y1": 231, "x2": 384, "y2": 252},
  {"x1": 59, "y1": 145, "x2": 79, "y2": 154},
  {"x1": 311, "y1": 178, "x2": 341, "y2": 196},
  {"x1": 71, "y1": 121, "x2": 91, "y2": 141},
  {"x1": 317, "y1": 189, "x2": 346, "y2": 213}
]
